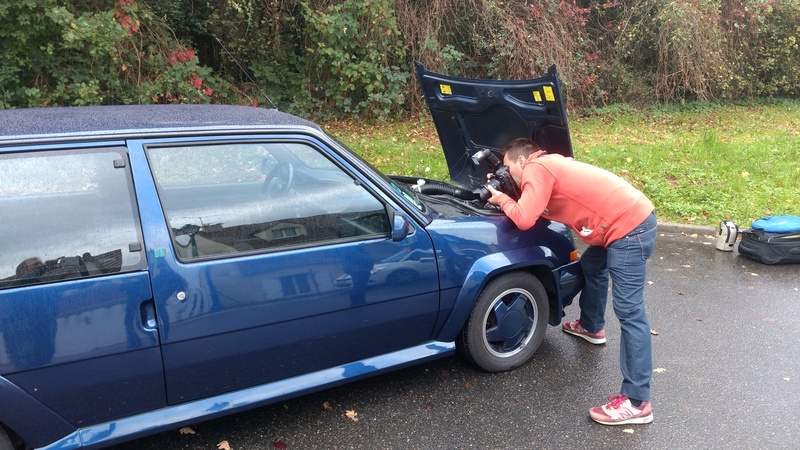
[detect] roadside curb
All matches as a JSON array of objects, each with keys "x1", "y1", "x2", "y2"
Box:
[{"x1": 657, "y1": 222, "x2": 715, "y2": 236}]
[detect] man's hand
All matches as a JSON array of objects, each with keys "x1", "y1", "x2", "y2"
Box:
[{"x1": 485, "y1": 184, "x2": 503, "y2": 206}]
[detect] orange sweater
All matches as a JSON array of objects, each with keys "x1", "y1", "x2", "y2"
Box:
[{"x1": 495, "y1": 153, "x2": 654, "y2": 247}]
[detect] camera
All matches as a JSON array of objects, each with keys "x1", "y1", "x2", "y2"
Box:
[{"x1": 472, "y1": 148, "x2": 520, "y2": 202}]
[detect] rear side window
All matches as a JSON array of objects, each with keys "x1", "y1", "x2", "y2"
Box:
[
  {"x1": 0, "y1": 148, "x2": 146, "y2": 289},
  {"x1": 147, "y1": 141, "x2": 391, "y2": 261}
]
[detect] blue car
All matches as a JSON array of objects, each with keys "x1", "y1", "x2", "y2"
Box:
[{"x1": 0, "y1": 65, "x2": 582, "y2": 449}]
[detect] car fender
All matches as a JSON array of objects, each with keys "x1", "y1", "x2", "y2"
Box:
[
  {"x1": 433, "y1": 249, "x2": 555, "y2": 343},
  {"x1": 0, "y1": 375, "x2": 78, "y2": 449}
]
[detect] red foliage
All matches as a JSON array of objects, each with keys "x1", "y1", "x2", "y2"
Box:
[
  {"x1": 169, "y1": 49, "x2": 196, "y2": 66},
  {"x1": 114, "y1": 0, "x2": 139, "y2": 34}
]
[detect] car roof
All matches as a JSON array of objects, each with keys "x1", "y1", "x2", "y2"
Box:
[{"x1": 0, "y1": 104, "x2": 321, "y2": 146}]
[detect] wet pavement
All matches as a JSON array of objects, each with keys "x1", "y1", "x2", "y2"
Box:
[{"x1": 112, "y1": 224, "x2": 799, "y2": 450}]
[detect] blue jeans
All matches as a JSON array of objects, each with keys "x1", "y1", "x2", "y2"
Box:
[{"x1": 578, "y1": 211, "x2": 657, "y2": 402}]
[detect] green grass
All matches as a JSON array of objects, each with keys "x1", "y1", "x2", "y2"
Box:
[{"x1": 324, "y1": 99, "x2": 800, "y2": 227}]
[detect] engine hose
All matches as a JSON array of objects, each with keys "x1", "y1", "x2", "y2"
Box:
[{"x1": 418, "y1": 181, "x2": 479, "y2": 200}]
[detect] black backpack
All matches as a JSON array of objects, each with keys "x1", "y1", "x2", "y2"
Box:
[{"x1": 737, "y1": 216, "x2": 800, "y2": 265}]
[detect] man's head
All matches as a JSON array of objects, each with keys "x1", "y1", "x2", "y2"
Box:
[
  {"x1": 16, "y1": 257, "x2": 43, "y2": 277},
  {"x1": 501, "y1": 138, "x2": 543, "y2": 184}
]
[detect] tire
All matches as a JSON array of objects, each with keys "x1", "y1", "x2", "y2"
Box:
[
  {"x1": 0, "y1": 426, "x2": 15, "y2": 450},
  {"x1": 458, "y1": 272, "x2": 549, "y2": 372}
]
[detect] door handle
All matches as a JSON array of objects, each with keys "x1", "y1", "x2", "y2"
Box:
[{"x1": 139, "y1": 300, "x2": 158, "y2": 330}]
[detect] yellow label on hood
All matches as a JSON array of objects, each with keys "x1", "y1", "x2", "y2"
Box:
[{"x1": 543, "y1": 86, "x2": 555, "y2": 102}]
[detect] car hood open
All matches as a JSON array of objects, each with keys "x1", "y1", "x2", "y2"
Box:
[{"x1": 415, "y1": 62, "x2": 573, "y2": 191}]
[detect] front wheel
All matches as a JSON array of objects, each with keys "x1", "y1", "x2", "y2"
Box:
[
  {"x1": 458, "y1": 272, "x2": 549, "y2": 372},
  {"x1": 0, "y1": 426, "x2": 15, "y2": 450}
]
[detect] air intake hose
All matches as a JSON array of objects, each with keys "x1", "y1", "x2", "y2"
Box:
[{"x1": 417, "y1": 180, "x2": 479, "y2": 200}]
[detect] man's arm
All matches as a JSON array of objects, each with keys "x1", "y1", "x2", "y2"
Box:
[{"x1": 486, "y1": 167, "x2": 554, "y2": 231}]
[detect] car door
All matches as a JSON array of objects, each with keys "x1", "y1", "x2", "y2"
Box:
[
  {"x1": 133, "y1": 136, "x2": 440, "y2": 404},
  {"x1": 0, "y1": 145, "x2": 165, "y2": 427}
]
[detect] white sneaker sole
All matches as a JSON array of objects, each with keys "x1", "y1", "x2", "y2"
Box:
[{"x1": 592, "y1": 412, "x2": 653, "y2": 426}]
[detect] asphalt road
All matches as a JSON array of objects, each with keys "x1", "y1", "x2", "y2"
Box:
[{"x1": 112, "y1": 224, "x2": 800, "y2": 450}]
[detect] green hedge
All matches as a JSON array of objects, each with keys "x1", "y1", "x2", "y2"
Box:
[{"x1": 2, "y1": 0, "x2": 798, "y2": 118}]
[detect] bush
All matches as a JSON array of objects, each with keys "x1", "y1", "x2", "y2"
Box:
[
  {"x1": 0, "y1": 0, "x2": 232, "y2": 108},
  {"x1": 3, "y1": 0, "x2": 800, "y2": 114}
]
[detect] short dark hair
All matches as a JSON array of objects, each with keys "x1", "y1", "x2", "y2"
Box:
[{"x1": 502, "y1": 138, "x2": 542, "y2": 162}]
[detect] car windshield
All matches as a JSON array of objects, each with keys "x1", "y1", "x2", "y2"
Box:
[{"x1": 325, "y1": 133, "x2": 426, "y2": 213}]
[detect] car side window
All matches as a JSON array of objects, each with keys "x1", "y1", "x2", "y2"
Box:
[
  {"x1": 147, "y1": 141, "x2": 391, "y2": 261},
  {"x1": 0, "y1": 148, "x2": 146, "y2": 289}
]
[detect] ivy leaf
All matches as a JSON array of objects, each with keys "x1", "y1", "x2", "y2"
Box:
[
  {"x1": 178, "y1": 427, "x2": 196, "y2": 435},
  {"x1": 345, "y1": 410, "x2": 359, "y2": 421},
  {"x1": 217, "y1": 440, "x2": 232, "y2": 450}
]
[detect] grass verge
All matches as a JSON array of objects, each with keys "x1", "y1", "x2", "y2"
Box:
[{"x1": 324, "y1": 99, "x2": 800, "y2": 227}]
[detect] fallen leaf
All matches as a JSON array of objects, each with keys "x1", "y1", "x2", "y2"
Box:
[
  {"x1": 650, "y1": 329, "x2": 659, "y2": 336},
  {"x1": 345, "y1": 410, "x2": 359, "y2": 421},
  {"x1": 464, "y1": 382, "x2": 474, "y2": 389},
  {"x1": 323, "y1": 401, "x2": 334, "y2": 411},
  {"x1": 653, "y1": 368, "x2": 667, "y2": 373},
  {"x1": 179, "y1": 427, "x2": 196, "y2": 435},
  {"x1": 440, "y1": 369, "x2": 449, "y2": 378},
  {"x1": 218, "y1": 441, "x2": 232, "y2": 450},
  {"x1": 273, "y1": 442, "x2": 288, "y2": 449},
  {"x1": 622, "y1": 428, "x2": 635, "y2": 434},
  {"x1": 677, "y1": 291, "x2": 684, "y2": 295}
]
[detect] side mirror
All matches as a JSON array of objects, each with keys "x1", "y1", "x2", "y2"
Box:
[{"x1": 391, "y1": 211, "x2": 411, "y2": 242}]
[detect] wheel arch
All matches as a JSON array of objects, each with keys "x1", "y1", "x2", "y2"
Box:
[
  {"x1": 0, "y1": 376, "x2": 77, "y2": 449},
  {"x1": 433, "y1": 251, "x2": 558, "y2": 343}
]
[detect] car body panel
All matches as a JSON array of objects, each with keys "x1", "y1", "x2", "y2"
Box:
[
  {"x1": 425, "y1": 215, "x2": 582, "y2": 339},
  {"x1": 0, "y1": 375, "x2": 77, "y2": 449}
]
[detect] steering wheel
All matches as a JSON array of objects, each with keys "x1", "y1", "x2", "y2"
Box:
[{"x1": 261, "y1": 161, "x2": 294, "y2": 198}]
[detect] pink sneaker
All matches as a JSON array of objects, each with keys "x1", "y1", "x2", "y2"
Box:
[
  {"x1": 562, "y1": 319, "x2": 606, "y2": 344},
  {"x1": 590, "y1": 395, "x2": 653, "y2": 425}
]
